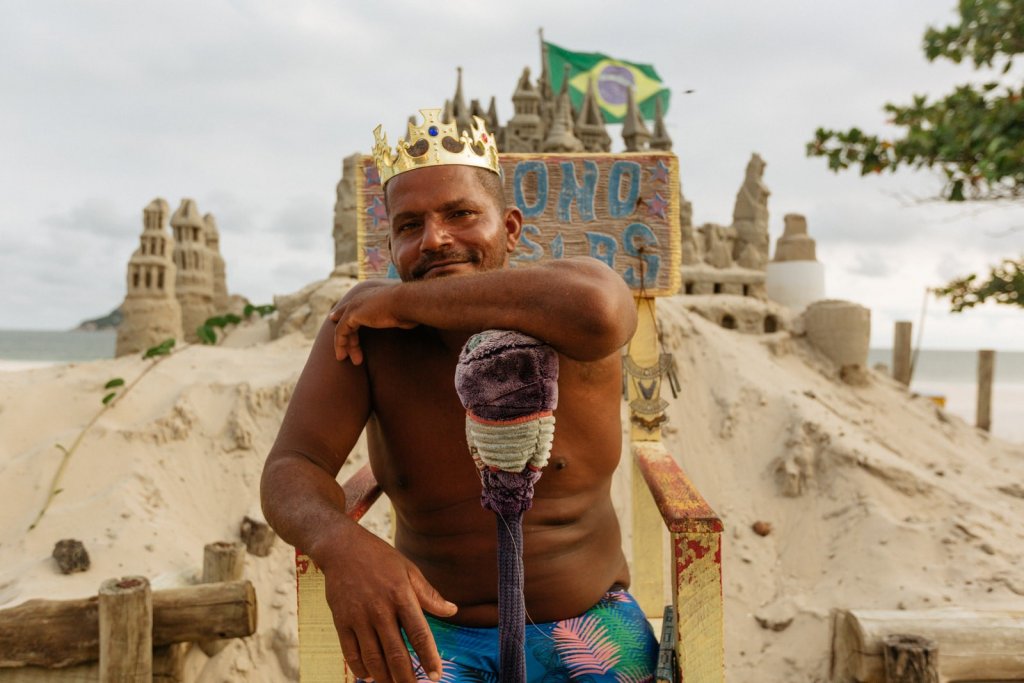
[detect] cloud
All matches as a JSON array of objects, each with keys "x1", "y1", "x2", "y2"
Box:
[
  {"x1": 266, "y1": 194, "x2": 333, "y2": 249},
  {"x1": 847, "y1": 251, "x2": 894, "y2": 278}
]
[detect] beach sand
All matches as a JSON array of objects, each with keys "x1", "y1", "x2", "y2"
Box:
[{"x1": 1, "y1": 283, "x2": 1022, "y2": 681}]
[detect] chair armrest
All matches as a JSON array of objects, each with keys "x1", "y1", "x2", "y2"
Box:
[
  {"x1": 632, "y1": 441, "x2": 722, "y2": 534},
  {"x1": 342, "y1": 462, "x2": 383, "y2": 521}
]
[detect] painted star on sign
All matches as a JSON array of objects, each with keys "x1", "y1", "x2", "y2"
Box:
[
  {"x1": 364, "y1": 247, "x2": 387, "y2": 272},
  {"x1": 364, "y1": 166, "x2": 381, "y2": 187},
  {"x1": 648, "y1": 192, "x2": 668, "y2": 219},
  {"x1": 648, "y1": 160, "x2": 670, "y2": 184},
  {"x1": 366, "y1": 196, "x2": 388, "y2": 227}
]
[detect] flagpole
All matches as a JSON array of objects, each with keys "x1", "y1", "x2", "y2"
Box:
[{"x1": 538, "y1": 27, "x2": 552, "y2": 99}]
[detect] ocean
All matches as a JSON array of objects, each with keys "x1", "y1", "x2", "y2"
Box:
[{"x1": 0, "y1": 330, "x2": 1021, "y2": 442}]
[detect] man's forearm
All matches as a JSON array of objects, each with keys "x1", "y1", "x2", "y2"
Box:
[
  {"x1": 391, "y1": 259, "x2": 636, "y2": 361},
  {"x1": 260, "y1": 452, "x2": 363, "y2": 567}
]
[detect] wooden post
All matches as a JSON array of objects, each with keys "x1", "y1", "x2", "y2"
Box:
[
  {"x1": 240, "y1": 516, "x2": 276, "y2": 557},
  {"x1": 99, "y1": 576, "x2": 152, "y2": 682},
  {"x1": 976, "y1": 349, "x2": 995, "y2": 432},
  {"x1": 882, "y1": 634, "x2": 938, "y2": 683},
  {"x1": 892, "y1": 321, "x2": 912, "y2": 386},
  {"x1": 199, "y1": 542, "x2": 246, "y2": 657},
  {"x1": 153, "y1": 644, "x2": 188, "y2": 683}
]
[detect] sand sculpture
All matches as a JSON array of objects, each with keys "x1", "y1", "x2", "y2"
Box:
[
  {"x1": 766, "y1": 213, "x2": 826, "y2": 311},
  {"x1": 204, "y1": 212, "x2": 230, "y2": 312},
  {"x1": 171, "y1": 199, "x2": 217, "y2": 343},
  {"x1": 115, "y1": 199, "x2": 184, "y2": 357},
  {"x1": 118, "y1": 197, "x2": 236, "y2": 353},
  {"x1": 802, "y1": 299, "x2": 871, "y2": 382}
]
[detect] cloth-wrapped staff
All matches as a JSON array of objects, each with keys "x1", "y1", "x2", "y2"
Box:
[{"x1": 455, "y1": 330, "x2": 559, "y2": 683}]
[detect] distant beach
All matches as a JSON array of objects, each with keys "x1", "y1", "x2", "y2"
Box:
[{"x1": 0, "y1": 329, "x2": 1020, "y2": 442}]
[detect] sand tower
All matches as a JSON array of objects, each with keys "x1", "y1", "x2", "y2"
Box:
[
  {"x1": 622, "y1": 87, "x2": 652, "y2": 152},
  {"x1": 203, "y1": 212, "x2": 230, "y2": 312},
  {"x1": 506, "y1": 68, "x2": 544, "y2": 152},
  {"x1": 731, "y1": 154, "x2": 771, "y2": 269},
  {"x1": 115, "y1": 199, "x2": 183, "y2": 357},
  {"x1": 575, "y1": 77, "x2": 612, "y2": 153},
  {"x1": 766, "y1": 213, "x2": 826, "y2": 312},
  {"x1": 171, "y1": 198, "x2": 215, "y2": 342},
  {"x1": 542, "y1": 81, "x2": 583, "y2": 152}
]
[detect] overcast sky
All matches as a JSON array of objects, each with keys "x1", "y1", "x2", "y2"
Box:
[{"x1": 3, "y1": 1, "x2": 1023, "y2": 350}]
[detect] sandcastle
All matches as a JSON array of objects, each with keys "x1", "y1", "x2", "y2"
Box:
[
  {"x1": 115, "y1": 197, "x2": 231, "y2": 355},
  {"x1": 114, "y1": 199, "x2": 184, "y2": 356}
]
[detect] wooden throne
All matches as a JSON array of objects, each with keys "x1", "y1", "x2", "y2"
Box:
[{"x1": 295, "y1": 151, "x2": 725, "y2": 682}]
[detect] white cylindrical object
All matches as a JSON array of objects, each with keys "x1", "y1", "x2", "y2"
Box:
[{"x1": 766, "y1": 260, "x2": 825, "y2": 312}]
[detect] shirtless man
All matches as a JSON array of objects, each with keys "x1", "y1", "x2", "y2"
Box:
[{"x1": 261, "y1": 115, "x2": 653, "y2": 682}]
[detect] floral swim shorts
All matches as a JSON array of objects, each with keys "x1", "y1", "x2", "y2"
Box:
[{"x1": 385, "y1": 586, "x2": 658, "y2": 682}]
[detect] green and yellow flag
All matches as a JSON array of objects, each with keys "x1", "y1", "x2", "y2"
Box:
[{"x1": 545, "y1": 41, "x2": 670, "y2": 124}]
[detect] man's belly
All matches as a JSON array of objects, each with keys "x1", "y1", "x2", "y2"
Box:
[{"x1": 395, "y1": 493, "x2": 630, "y2": 626}]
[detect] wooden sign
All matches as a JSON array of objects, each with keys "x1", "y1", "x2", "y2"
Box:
[{"x1": 357, "y1": 152, "x2": 681, "y2": 296}]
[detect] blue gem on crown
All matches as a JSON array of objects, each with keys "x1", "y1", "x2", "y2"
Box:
[{"x1": 428, "y1": 125, "x2": 439, "y2": 136}]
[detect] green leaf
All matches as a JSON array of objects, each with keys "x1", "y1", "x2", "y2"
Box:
[
  {"x1": 197, "y1": 324, "x2": 217, "y2": 345},
  {"x1": 102, "y1": 392, "x2": 117, "y2": 405},
  {"x1": 223, "y1": 313, "x2": 242, "y2": 325},
  {"x1": 104, "y1": 378, "x2": 125, "y2": 389},
  {"x1": 143, "y1": 338, "x2": 175, "y2": 359}
]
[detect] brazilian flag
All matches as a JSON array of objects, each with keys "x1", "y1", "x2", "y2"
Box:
[{"x1": 545, "y1": 41, "x2": 669, "y2": 124}]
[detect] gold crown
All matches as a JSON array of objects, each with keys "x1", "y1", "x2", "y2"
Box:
[{"x1": 372, "y1": 108, "x2": 500, "y2": 186}]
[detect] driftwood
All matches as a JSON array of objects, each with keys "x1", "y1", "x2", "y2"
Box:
[
  {"x1": 831, "y1": 608, "x2": 1024, "y2": 682},
  {"x1": 0, "y1": 580, "x2": 256, "y2": 669},
  {"x1": 0, "y1": 645, "x2": 188, "y2": 683},
  {"x1": 99, "y1": 576, "x2": 152, "y2": 682}
]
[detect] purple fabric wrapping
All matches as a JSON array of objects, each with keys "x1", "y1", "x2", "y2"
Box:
[
  {"x1": 497, "y1": 509, "x2": 526, "y2": 683},
  {"x1": 480, "y1": 468, "x2": 542, "y2": 516},
  {"x1": 455, "y1": 330, "x2": 559, "y2": 421}
]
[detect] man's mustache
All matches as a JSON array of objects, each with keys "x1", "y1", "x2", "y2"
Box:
[{"x1": 410, "y1": 250, "x2": 479, "y2": 279}]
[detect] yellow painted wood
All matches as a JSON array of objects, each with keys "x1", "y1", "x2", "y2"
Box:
[
  {"x1": 674, "y1": 531, "x2": 725, "y2": 683},
  {"x1": 627, "y1": 297, "x2": 663, "y2": 443},
  {"x1": 631, "y1": 454, "x2": 666, "y2": 618},
  {"x1": 296, "y1": 553, "x2": 353, "y2": 682}
]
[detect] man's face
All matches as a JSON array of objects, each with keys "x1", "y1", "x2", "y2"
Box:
[{"x1": 385, "y1": 165, "x2": 522, "y2": 282}]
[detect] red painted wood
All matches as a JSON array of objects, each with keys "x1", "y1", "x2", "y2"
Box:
[{"x1": 633, "y1": 442, "x2": 723, "y2": 534}]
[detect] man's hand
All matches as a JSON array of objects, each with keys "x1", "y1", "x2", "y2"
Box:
[
  {"x1": 330, "y1": 280, "x2": 416, "y2": 365},
  {"x1": 320, "y1": 524, "x2": 457, "y2": 683}
]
